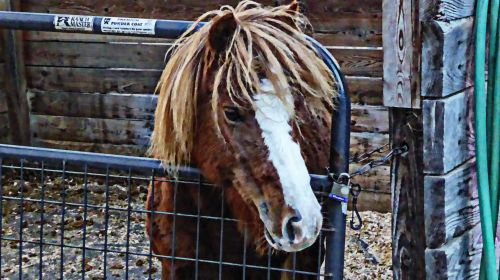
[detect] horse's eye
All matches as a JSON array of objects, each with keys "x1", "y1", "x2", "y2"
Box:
[{"x1": 224, "y1": 107, "x2": 245, "y2": 123}]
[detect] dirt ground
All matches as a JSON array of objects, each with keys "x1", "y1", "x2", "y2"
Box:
[{"x1": 0, "y1": 173, "x2": 391, "y2": 279}]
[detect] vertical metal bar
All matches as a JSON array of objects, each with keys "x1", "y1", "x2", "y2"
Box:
[
  {"x1": 59, "y1": 160, "x2": 67, "y2": 279},
  {"x1": 103, "y1": 166, "x2": 110, "y2": 278},
  {"x1": 38, "y1": 161, "x2": 45, "y2": 279},
  {"x1": 218, "y1": 186, "x2": 225, "y2": 280},
  {"x1": 18, "y1": 160, "x2": 25, "y2": 280},
  {"x1": 81, "y1": 163, "x2": 89, "y2": 280},
  {"x1": 170, "y1": 180, "x2": 178, "y2": 280},
  {"x1": 241, "y1": 226, "x2": 247, "y2": 279},
  {"x1": 194, "y1": 176, "x2": 202, "y2": 280},
  {"x1": 125, "y1": 168, "x2": 132, "y2": 280},
  {"x1": 292, "y1": 252, "x2": 297, "y2": 280},
  {"x1": 0, "y1": 158, "x2": 3, "y2": 279},
  {"x1": 147, "y1": 170, "x2": 155, "y2": 280}
]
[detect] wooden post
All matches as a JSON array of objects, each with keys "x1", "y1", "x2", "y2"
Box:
[
  {"x1": 1, "y1": 0, "x2": 31, "y2": 145},
  {"x1": 385, "y1": 0, "x2": 486, "y2": 278},
  {"x1": 383, "y1": 0, "x2": 421, "y2": 108}
]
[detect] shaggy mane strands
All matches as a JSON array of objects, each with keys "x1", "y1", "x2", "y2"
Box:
[{"x1": 149, "y1": 0, "x2": 337, "y2": 169}]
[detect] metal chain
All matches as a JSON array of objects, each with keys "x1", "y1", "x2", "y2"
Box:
[{"x1": 349, "y1": 144, "x2": 409, "y2": 178}]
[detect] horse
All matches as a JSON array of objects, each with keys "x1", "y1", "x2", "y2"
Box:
[{"x1": 146, "y1": 1, "x2": 336, "y2": 279}]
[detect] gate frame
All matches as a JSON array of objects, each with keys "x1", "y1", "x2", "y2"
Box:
[{"x1": 0, "y1": 11, "x2": 351, "y2": 279}]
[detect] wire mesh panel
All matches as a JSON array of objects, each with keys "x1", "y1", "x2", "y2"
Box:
[{"x1": 0, "y1": 147, "x2": 331, "y2": 279}]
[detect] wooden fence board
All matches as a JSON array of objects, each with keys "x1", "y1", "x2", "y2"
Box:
[
  {"x1": 420, "y1": 0, "x2": 475, "y2": 21},
  {"x1": 346, "y1": 77, "x2": 383, "y2": 106},
  {"x1": 34, "y1": 139, "x2": 148, "y2": 156},
  {"x1": 0, "y1": 90, "x2": 7, "y2": 114},
  {"x1": 0, "y1": 113, "x2": 9, "y2": 142},
  {"x1": 25, "y1": 41, "x2": 382, "y2": 77},
  {"x1": 26, "y1": 66, "x2": 382, "y2": 104},
  {"x1": 23, "y1": 0, "x2": 382, "y2": 47},
  {"x1": 423, "y1": 89, "x2": 474, "y2": 175},
  {"x1": 31, "y1": 115, "x2": 152, "y2": 146},
  {"x1": 28, "y1": 91, "x2": 385, "y2": 132},
  {"x1": 356, "y1": 191, "x2": 390, "y2": 212},
  {"x1": 28, "y1": 91, "x2": 157, "y2": 120},
  {"x1": 351, "y1": 105, "x2": 388, "y2": 133},
  {"x1": 27, "y1": 66, "x2": 162, "y2": 93},
  {"x1": 421, "y1": 18, "x2": 473, "y2": 98}
]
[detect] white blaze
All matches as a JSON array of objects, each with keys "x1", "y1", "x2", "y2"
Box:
[{"x1": 254, "y1": 79, "x2": 322, "y2": 242}]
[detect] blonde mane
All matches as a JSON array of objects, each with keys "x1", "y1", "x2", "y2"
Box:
[{"x1": 149, "y1": 0, "x2": 337, "y2": 168}]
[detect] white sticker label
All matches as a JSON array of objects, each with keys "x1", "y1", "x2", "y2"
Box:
[
  {"x1": 54, "y1": 15, "x2": 94, "y2": 32},
  {"x1": 101, "y1": 17, "x2": 156, "y2": 35}
]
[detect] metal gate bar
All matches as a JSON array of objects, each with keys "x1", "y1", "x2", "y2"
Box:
[{"x1": 0, "y1": 10, "x2": 351, "y2": 279}]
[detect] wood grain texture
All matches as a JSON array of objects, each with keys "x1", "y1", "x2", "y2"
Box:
[
  {"x1": 26, "y1": 66, "x2": 162, "y2": 93},
  {"x1": 351, "y1": 105, "x2": 388, "y2": 133},
  {"x1": 2, "y1": 0, "x2": 31, "y2": 145},
  {"x1": 26, "y1": 66, "x2": 381, "y2": 105},
  {"x1": 355, "y1": 191, "x2": 391, "y2": 213},
  {"x1": 34, "y1": 138, "x2": 148, "y2": 156},
  {"x1": 0, "y1": 113, "x2": 9, "y2": 143},
  {"x1": 425, "y1": 223, "x2": 481, "y2": 279},
  {"x1": 391, "y1": 109, "x2": 425, "y2": 279},
  {"x1": 420, "y1": 0, "x2": 475, "y2": 21},
  {"x1": 424, "y1": 159, "x2": 478, "y2": 249},
  {"x1": 383, "y1": 0, "x2": 421, "y2": 108},
  {"x1": 31, "y1": 115, "x2": 152, "y2": 146},
  {"x1": 421, "y1": 17, "x2": 473, "y2": 97},
  {"x1": 28, "y1": 91, "x2": 384, "y2": 131},
  {"x1": 347, "y1": 77, "x2": 383, "y2": 106},
  {"x1": 23, "y1": 0, "x2": 382, "y2": 47},
  {"x1": 350, "y1": 163, "x2": 390, "y2": 193},
  {"x1": 423, "y1": 88, "x2": 474, "y2": 175},
  {"x1": 28, "y1": 91, "x2": 158, "y2": 120},
  {"x1": 25, "y1": 41, "x2": 382, "y2": 77},
  {"x1": 0, "y1": 90, "x2": 7, "y2": 114}
]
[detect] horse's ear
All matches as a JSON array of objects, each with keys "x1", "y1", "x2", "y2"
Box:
[
  {"x1": 287, "y1": 0, "x2": 301, "y2": 14},
  {"x1": 208, "y1": 13, "x2": 237, "y2": 53}
]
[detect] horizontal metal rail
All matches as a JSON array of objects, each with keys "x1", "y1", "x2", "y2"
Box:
[{"x1": 0, "y1": 144, "x2": 331, "y2": 192}]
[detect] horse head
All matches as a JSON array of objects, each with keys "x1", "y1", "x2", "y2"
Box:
[{"x1": 150, "y1": 0, "x2": 336, "y2": 253}]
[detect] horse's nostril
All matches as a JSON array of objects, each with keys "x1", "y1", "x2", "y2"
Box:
[{"x1": 285, "y1": 213, "x2": 302, "y2": 242}]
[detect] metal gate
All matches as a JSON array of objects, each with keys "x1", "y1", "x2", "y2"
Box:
[{"x1": 0, "y1": 11, "x2": 351, "y2": 279}]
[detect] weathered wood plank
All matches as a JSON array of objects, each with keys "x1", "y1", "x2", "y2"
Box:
[
  {"x1": 27, "y1": 29, "x2": 381, "y2": 48},
  {"x1": 0, "y1": 113, "x2": 9, "y2": 143},
  {"x1": 423, "y1": 88, "x2": 474, "y2": 175},
  {"x1": 350, "y1": 163, "x2": 390, "y2": 193},
  {"x1": 421, "y1": 18, "x2": 473, "y2": 97},
  {"x1": 0, "y1": 90, "x2": 7, "y2": 114},
  {"x1": 28, "y1": 91, "x2": 158, "y2": 120},
  {"x1": 355, "y1": 191, "x2": 391, "y2": 213},
  {"x1": 27, "y1": 66, "x2": 162, "y2": 93},
  {"x1": 424, "y1": 159, "x2": 478, "y2": 249},
  {"x1": 33, "y1": 139, "x2": 148, "y2": 156},
  {"x1": 28, "y1": 91, "x2": 385, "y2": 132},
  {"x1": 31, "y1": 115, "x2": 152, "y2": 146},
  {"x1": 25, "y1": 41, "x2": 382, "y2": 77},
  {"x1": 351, "y1": 105, "x2": 388, "y2": 133},
  {"x1": 383, "y1": 0, "x2": 421, "y2": 108},
  {"x1": 26, "y1": 66, "x2": 381, "y2": 103},
  {"x1": 23, "y1": 0, "x2": 382, "y2": 47},
  {"x1": 425, "y1": 223, "x2": 481, "y2": 279},
  {"x1": 347, "y1": 77, "x2": 383, "y2": 106},
  {"x1": 2, "y1": 0, "x2": 31, "y2": 145},
  {"x1": 420, "y1": 0, "x2": 475, "y2": 21},
  {"x1": 391, "y1": 109, "x2": 425, "y2": 279}
]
